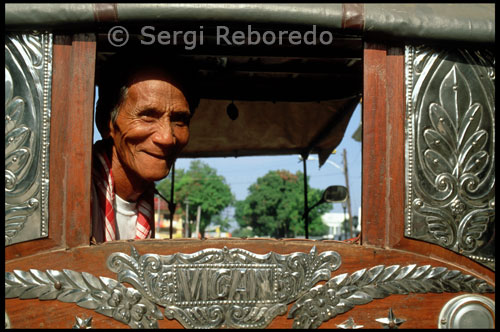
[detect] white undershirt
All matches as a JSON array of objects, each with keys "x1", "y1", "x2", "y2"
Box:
[{"x1": 114, "y1": 194, "x2": 138, "y2": 240}]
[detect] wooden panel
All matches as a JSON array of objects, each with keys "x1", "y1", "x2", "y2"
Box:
[
  {"x1": 61, "y1": 34, "x2": 96, "y2": 248},
  {"x1": 362, "y1": 43, "x2": 390, "y2": 248},
  {"x1": 5, "y1": 34, "x2": 96, "y2": 260},
  {"x1": 5, "y1": 239, "x2": 495, "y2": 329},
  {"x1": 385, "y1": 46, "x2": 406, "y2": 248},
  {"x1": 361, "y1": 43, "x2": 494, "y2": 282}
]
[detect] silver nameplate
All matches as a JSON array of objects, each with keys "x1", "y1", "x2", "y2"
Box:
[{"x1": 107, "y1": 246, "x2": 341, "y2": 328}]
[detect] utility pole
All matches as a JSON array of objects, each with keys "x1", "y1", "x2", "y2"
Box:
[
  {"x1": 195, "y1": 205, "x2": 201, "y2": 239},
  {"x1": 343, "y1": 149, "x2": 353, "y2": 238},
  {"x1": 156, "y1": 194, "x2": 160, "y2": 230},
  {"x1": 302, "y1": 155, "x2": 309, "y2": 239},
  {"x1": 184, "y1": 200, "x2": 190, "y2": 238},
  {"x1": 169, "y1": 163, "x2": 175, "y2": 239}
]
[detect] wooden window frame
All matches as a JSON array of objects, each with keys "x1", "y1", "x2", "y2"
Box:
[
  {"x1": 5, "y1": 34, "x2": 96, "y2": 260},
  {"x1": 361, "y1": 42, "x2": 493, "y2": 282},
  {"x1": 6, "y1": 36, "x2": 493, "y2": 284}
]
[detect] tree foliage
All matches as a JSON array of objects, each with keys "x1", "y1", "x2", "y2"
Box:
[
  {"x1": 156, "y1": 161, "x2": 234, "y2": 237},
  {"x1": 235, "y1": 170, "x2": 330, "y2": 238}
]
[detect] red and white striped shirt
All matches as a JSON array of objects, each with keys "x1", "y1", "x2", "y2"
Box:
[{"x1": 91, "y1": 140, "x2": 155, "y2": 243}]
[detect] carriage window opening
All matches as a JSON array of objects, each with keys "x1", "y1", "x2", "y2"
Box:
[
  {"x1": 92, "y1": 27, "x2": 363, "y2": 242},
  {"x1": 92, "y1": 91, "x2": 362, "y2": 241}
]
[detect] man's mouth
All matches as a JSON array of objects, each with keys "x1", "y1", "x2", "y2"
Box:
[{"x1": 144, "y1": 151, "x2": 167, "y2": 159}]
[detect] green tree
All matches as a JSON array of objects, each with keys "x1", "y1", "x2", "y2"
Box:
[
  {"x1": 235, "y1": 170, "x2": 330, "y2": 238},
  {"x1": 156, "y1": 161, "x2": 234, "y2": 237}
]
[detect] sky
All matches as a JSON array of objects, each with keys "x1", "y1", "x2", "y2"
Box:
[{"x1": 93, "y1": 87, "x2": 362, "y2": 219}]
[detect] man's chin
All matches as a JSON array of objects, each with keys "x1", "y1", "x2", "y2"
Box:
[{"x1": 143, "y1": 169, "x2": 171, "y2": 182}]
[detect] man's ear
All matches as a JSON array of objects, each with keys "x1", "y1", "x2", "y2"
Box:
[
  {"x1": 106, "y1": 119, "x2": 115, "y2": 139},
  {"x1": 95, "y1": 100, "x2": 111, "y2": 139}
]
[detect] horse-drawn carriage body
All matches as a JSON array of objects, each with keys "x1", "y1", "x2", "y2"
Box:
[{"x1": 5, "y1": 4, "x2": 495, "y2": 329}]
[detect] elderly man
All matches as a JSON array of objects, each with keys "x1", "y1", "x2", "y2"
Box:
[{"x1": 91, "y1": 53, "x2": 198, "y2": 243}]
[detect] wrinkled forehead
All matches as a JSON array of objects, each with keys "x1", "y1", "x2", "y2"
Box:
[
  {"x1": 127, "y1": 67, "x2": 190, "y2": 100},
  {"x1": 127, "y1": 67, "x2": 183, "y2": 90},
  {"x1": 124, "y1": 76, "x2": 190, "y2": 111}
]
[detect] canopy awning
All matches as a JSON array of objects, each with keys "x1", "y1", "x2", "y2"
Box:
[
  {"x1": 5, "y1": 3, "x2": 495, "y2": 44},
  {"x1": 180, "y1": 97, "x2": 360, "y2": 164}
]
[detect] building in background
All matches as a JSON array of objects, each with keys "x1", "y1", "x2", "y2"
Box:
[
  {"x1": 321, "y1": 207, "x2": 361, "y2": 240},
  {"x1": 203, "y1": 225, "x2": 232, "y2": 238},
  {"x1": 154, "y1": 196, "x2": 183, "y2": 239}
]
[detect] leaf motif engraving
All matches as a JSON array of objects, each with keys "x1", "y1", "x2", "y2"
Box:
[
  {"x1": 5, "y1": 216, "x2": 28, "y2": 239},
  {"x1": 5, "y1": 97, "x2": 26, "y2": 134},
  {"x1": 5, "y1": 148, "x2": 31, "y2": 175},
  {"x1": 423, "y1": 149, "x2": 453, "y2": 176},
  {"x1": 21, "y1": 34, "x2": 44, "y2": 68},
  {"x1": 5, "y1": 268, "x2": 163, "y2": 328},
  {"x1": 412, "y1": 55, "x2": 494, "y2": 263},
  {"x1": 428, "y1": 103, "x2": 457, "y2": 151},
  {"x1": 439, "y1": 65, "x2": 471, "y2": 127},
  {"x1": 423, "y1": 128, "x2": 454, "y2": 163},
  {"x1": 422, "y1": 65, "x2": 490, "y2": 183},
  {"x1": 457, "y1": 209, "x2": 494, "y2": 253},
  {"x1": 460, "y1": 127, "x2": 488, "y2": 157},
  {"x1": 5, "y1": 127, "x2": 31, "y2": 156},
  {"x1": 413, "y1": 46, "x2": 437, "y2": 74},
  {"x1": 463, "y1": 150, "x2": 489, "y2": 176},
  {"x1": 414, "y1": 201, "x2": 455, "y2": 247},
  {"x1": 289, "y1": 264, "x2": 494, "y2": 329},
  {"x1": 5, "y1": 44, "x2": 44, "y2": 244},
  {"x1": 5, "y1": 199, "x2": 39, "y2": 244},
  {"x1": 458, "y1": 103, "x2": 482, "y2": 149}
]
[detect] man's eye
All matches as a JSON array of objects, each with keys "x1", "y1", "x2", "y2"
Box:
[
  {"x1": 139, "y1": 110, "x2": 159, "y2": 120},
  {"x1": 172, "y1": 114, "x2": 190, "y2": 126}
]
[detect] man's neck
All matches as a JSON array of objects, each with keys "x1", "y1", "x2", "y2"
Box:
[{"x1": 110, "y1": 150, "x2": 148, "y2": 202}]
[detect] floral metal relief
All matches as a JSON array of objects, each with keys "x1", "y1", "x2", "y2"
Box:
[
  {"x1": 5, "y1": 246, "x2": 341, "y2": 329},
  {"x1": 405, "y1": 45, "x2": 495, "y2": 270},
  {"x1": 106, "y1": 246, "x2": 341, "y2": 328},
  {"x1": 5, "y1": 246, "x2": 495, "y2": 329},
  {"x1": 5, "y1": 32, "x2": 52, "y2": 245},
  {"x1": 288, "y1": 264, "x2": 494, "y2": 329}
]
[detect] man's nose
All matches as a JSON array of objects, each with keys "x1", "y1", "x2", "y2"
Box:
[{"x1": 151, "y1": 123, "x2": 176, "y2": 147}]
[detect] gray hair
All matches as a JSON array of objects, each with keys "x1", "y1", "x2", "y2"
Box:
[{"x1": 95, "y1": 51, "x2": 199, "y2": 139}]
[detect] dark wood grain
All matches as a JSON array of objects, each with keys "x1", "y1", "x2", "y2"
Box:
[
  {"x1": 5, "y1": 239, "x2": 495, "y2": 329},
  {"x1": 362, "y1": 43, "x2": 389, "y2": 248},
  {"x1": 62, "y1": 34, "x2": 96, "y2": 248}
]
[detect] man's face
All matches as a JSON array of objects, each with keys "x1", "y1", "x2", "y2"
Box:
[{"x1": 109, "y1": 72, "x2": 191, "y2": 183}]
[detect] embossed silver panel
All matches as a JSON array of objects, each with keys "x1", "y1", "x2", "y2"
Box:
[
  {"x1": 288, "y1": 264, "x2": 494, "y2": 329},
  {"x1": 404, "y1": 45, "x2": 495, "y2": 270},
  {"x1": 108, "y1": 246, "x2": 341, "y2": 328},
  {"x1": 5, "y1": 32, "x2": 52, "y2": 245},
  {"x1": 5, "y1": 246, "x2": 341, "y2": 329},
  {"x1": 5, "y1": 247, "x2": 495, "y2": 329}
]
